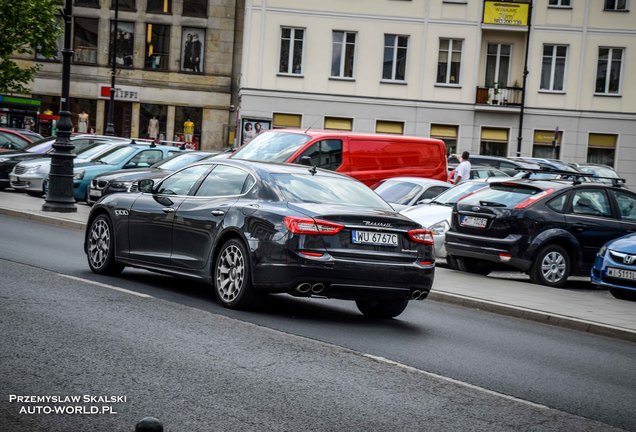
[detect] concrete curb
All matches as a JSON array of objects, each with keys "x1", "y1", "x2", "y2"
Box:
[
  {"x1": 0, "y1": 207, "x2": 85, "y2": 231},
  {"x1": 428, "y1": 291, "x2": 636, "y2": 343}
]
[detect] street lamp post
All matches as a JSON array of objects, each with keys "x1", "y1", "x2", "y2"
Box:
[
  {"x1": 105, "y1": 0, "x2": 119, "y2": 136},
  {"x1": 42, "y1": 0, "x2": 76, "y2": 213},
  {"x1": 516, "y1": 0, "x2": 533, "y2": 157}
]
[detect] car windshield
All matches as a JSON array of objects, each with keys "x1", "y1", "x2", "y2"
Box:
[
  {"x1": 272, "y1": 173, "x2": 394, "y2": 210},
  {"x1": 432, "y1": 182, "x2": 487, "y2": 205},
  {"x1": 579, "y1": 166, "x2": 619, "y2": 178},
  {"x1": 460, "y1": 184, "x2": 543, "y2": 208},
  {"x1": 23, "y1": 138, "x2": 55, "y2": 153},
  {"x1": 231, "y1": 132, "x2": 312, "y2": 162},
  {"x1": 374, "y1": 180, "x2": 423, "y2": 205},
  {"x1": 76, "y1": 143, "x2": 119, "y2": 160},
  {"x1": 156, "y1": 152, "x2": 208, "y2": 170},
  {"x1": 95, "y1": 146, "x2": 138, "y2": 165}
]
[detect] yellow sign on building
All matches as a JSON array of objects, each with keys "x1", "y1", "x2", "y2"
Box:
[{"x1": 483, "y1": 1, "x2": 530, "y2": 26}]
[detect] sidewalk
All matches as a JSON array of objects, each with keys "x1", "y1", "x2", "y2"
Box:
[{"x1": 1, "y1": 190, "x2": 635, "y2": 343}]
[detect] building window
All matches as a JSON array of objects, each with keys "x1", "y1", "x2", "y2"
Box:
[
  {"x1": 279, "y1": 27, "x2": 304, "y2": 75},
  {"x1": 532, "y1": 129, "x2": 562, "y2": 158},
  {"x1": 480, "y1": 128, "x2": 508, "y2": 156},
  {"x1": 183, "y1": 0, "x2": 208, "y2": 18},
  {"x1": 36, "y1": 16, "x2": 63, "y2": 62},
  {"x1": 540, "y1": 45, "x2": 567, "y2": 91},
  {"x1": 111, "y1": 21, "x2": 135, "y2": 68},
  {"x1": 376, "y1": 120, "x2": 404, "y2": 135},
  {"x1": 140, "y1": 104, "x2": 168, "y2": 140},
  {"x1": 548, "y1": 0, "x2": 571, "y2": 6},
  {"x1": 587, "y1": 133, "x2": 616, "y2": 167},
  {"x1": 73, "y1": 17, "x2": 98, "y2": 64},
  {"x1": 324, "y1": 117, "x2": 353, "y2": 131},
  {"x1": 145, "y1": 23, "x2": 170, "y2": 71},
  {"x1": 595, "y1": 47, "x2": 623, "y2": 94},
  {"x1": 430, "y1": 124, "x2": 458, "y2": 155},
  {"x1": 181, "y1": 28, "x2": 205, "y2": 73},
  {"x1": 382, "y1": 34, "x2": 408, "y2": 81},
  {"x1": 147, "y1": 0, "x2": 171, "y2": 13},
  {"x1": 331, "y1": 31, "x2": 356, "y2": 78},
  {"x1": 272, "y1": 113, "x2": 302, "y2": 128},
  {"x1": 485, "y1": 43, "x2": 510, "y2": 87},
  {"x1": 604, "y1": 0, "x2": 628, "y2": 10},
  {"x1": 111, "y1": 0, "x2": 135, "y2": 11},
  {"x1": 174, "y1": 106, "x2": 202, "y2": 147},
  {"x1": 437, "y1": 38, "x2": 462, "y2": 84},
  {"x1": 74, "y1": 0, "x2": 99, "y2": 7}
]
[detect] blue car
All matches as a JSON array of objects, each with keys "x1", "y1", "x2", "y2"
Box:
[
  {"x1": 72, "y1": 142, "x2": 183, "y2": 201},
  {"x1": 591, "y1": 233, "x2": 636, "y2": 300}
]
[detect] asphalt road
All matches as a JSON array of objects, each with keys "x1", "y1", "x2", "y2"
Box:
[{"x1": 1, "y1": 215, "x2": 635, "y2": 431}]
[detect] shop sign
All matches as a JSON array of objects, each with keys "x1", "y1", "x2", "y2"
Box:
[
  {"x1": 98, "y1": 84, "x2": 140, "y2": 102},
  {"x1": 483, "y1": 1, "x2": 530, "y2": 26}
]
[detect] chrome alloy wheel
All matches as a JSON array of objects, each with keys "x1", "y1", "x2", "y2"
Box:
[
  {"x1": 216, "y1": 244, "x2": 246, "y2": 303},
  {"x1": 88, "y1": 218, "x2": 111, "y2": 270},
  {"x1": 540, "y1": 250, "x2": 567, "y2": 283}
]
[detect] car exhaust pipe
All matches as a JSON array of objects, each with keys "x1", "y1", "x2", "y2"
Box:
[
  {"x1": 311, "y1": 283, "x2": 325, "y2": 294},
  {"x1": 296, "y1": 283, "x2": 311, "y2": 294},
  {"x1": 411, "y1": 290, "x2": 422, "y2": 300}
]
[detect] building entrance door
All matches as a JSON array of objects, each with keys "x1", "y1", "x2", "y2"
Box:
[{"x1": 103, "y1": 101, "x2": 132, "y2": 137}]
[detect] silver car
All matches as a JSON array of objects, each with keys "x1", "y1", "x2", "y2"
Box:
[{"x1": 371, "y1": 177, "x2": 452, "y2": 211}]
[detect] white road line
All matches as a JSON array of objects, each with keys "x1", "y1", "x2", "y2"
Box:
[
  {"x1": 58, "y1": 274, "x2": 153, "y2": 298},
  {"x1": 363, "y1": 353, "x2": 549, "y2": 410}
]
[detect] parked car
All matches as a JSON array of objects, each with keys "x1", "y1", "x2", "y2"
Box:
[
  {"x1": 371, "y1": 177, "x2": 451, "y2": 210},
  {"x1": 87, "y1": 150, "x2": 218, "y2": 203},
  {"x1": 445, "y1": 175, "x2": 636, "y2": 287},
  {"x1": 0, "y1": 134, "x2": 129, "y2": 190},
  {"x1": 448, "y1": 166, "x2": 510, "y2": 183},
  {"x1": 71, "y1": 142, "x2": 183, "y2": 201},
  {"x1": 10, "y1": 140, "x2": 130, "y2": 196},
  {"x1": 85, "y1": 159, "x2": 435, "y2": 318},
  {"x1": 0, "y1": 127, "x2": 34, "y2": 151},
  {"x1": 400, "y1": 179, "x2": 502, "y2": 258},
  {"x1": 572, "y1": 163, "x2": 624, "y2": 185},
  {"x1": 3, "y1": 127, "x2": 43, "y2": 143},
  {"x1": 231, "y1": 129, "x2": 448, "y2": 186},
  {"x1": 448, "y1": 154, "x2": 540, "y2": 176},
  {"x1": 591, "y1": 233, "x2": 636, "y2": 300}
]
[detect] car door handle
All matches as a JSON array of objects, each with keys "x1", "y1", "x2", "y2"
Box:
[
  {"x1": 211, "y1": 210, "x2": 225, "y2": 216},
  {"x1": 162, "y1": 207, "x2": 175, "y2": 213},
  {"x1": 572, "y1": 223, "x2": 587, "y2": 232}
]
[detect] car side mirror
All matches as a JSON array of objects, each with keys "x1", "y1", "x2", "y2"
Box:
[
  {"x1": 299, "y1": 156, "x2": 312, "y2": 166},
  {"x1": 138, "y1": 179, "x2": 155, "y2": 193}
]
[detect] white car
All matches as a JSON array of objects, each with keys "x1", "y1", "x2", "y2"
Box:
[
  {"x1": 371, "y1": 177, "x2": 451, "y2": 211},
  {"x1": 400, "y1": 179, "x2": 504, "y2": 258}
]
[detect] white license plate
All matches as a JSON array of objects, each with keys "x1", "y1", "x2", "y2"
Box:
[
  {"x1": 607, "y1": 267, "x2": 636, "y2": 281},
  {"x1": 90, "y1": 189, "x2": 102, "y2": 198},
  {"x1": 351, "y1": 230, "x2": 398, "y2": 246},
  {"x1": 460, "y1": 215, "x2": 488, "y2": 228}
]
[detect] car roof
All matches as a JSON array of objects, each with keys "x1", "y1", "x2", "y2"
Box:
[
  {"x1": 193, "y1": 158, "x2": 353, "y2": 179},
  {"x1": 379, "y1": 177, "x2": 450, "y2": 186},
  {"x1": 259, "y1": 128, "x2": 444, "y2": 143}
]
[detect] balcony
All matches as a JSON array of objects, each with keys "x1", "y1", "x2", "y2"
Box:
[{"x1": 475, "y1": 86, "x2": 523, "y2": 107}]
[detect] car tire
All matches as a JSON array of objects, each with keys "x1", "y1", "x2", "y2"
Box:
[
  {"x1": 609, "y1": 288, "x2": 635, "y2": 301},
  {"x1": 26, "y1": 190, "x2": 43, "y2": 197},
  {"x1": 355, "y1": 299, "x2": 408, "y2": 319},
  {"x1": 457, "y1": 257, "x2": 493, "y2": 276},
  {"x1": 446, "y1": 255, "x2": 461, "y2": 270},
  {"x1": 214, "y1": 239, "x2": 262, "y2": 309},
  {"x1": 86, "y1": 215, "x2": 125, "y2": 275},
  {"x1": 529, "y1": 244, "x2": 570, "y2": 288}
]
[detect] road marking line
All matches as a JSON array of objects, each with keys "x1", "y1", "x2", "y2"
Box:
[
  {"x1": 363, "y1": 353, "x2": 548, "y2": 410},
  {"x1": 58, "y1": 274, "x2": 153, "y2": 298}
]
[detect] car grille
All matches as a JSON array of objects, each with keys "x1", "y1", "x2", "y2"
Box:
[
  {"x1": 609, "y1": 251, "x2": 636, "y2": 267},
  {"x1": 11, "y1": 180, "x2": 27, "y2": 187},
  {"x1": 605, "y1": 276, "x2": 636, "y2": 289},
  {"x1": 13, "y1": 165, "x2": 27, "y2": 175},
  {"x1": 91, "y1": 179, "x2": 108, "y2": 189}
]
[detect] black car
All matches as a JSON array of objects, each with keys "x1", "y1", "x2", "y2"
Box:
[
  {"x1": 85, "y1": 160, "x2": 435, "y2": 318},
  {"x1": 447, "y1": 154, "x2": 541, "y2": 176},
  {"x1": 87, "y1": 150, "x2": 218, "y2": 203},
  {"x1": 445, "y1": 174, "x2": 636, "y2": 287},
  {"x1": 0, "y1": 134, "x2": 129, "y2": 189}
]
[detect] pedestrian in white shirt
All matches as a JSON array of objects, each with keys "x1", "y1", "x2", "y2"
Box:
[{"x1": 452, "y1": 151, "x2": 471, "y2": 184}]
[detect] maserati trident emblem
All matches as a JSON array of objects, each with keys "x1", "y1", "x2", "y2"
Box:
[{"x1": 363, "y1": 221, "x2": 392, "y2": 228}]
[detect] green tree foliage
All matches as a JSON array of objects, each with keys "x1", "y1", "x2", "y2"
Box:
[{"x1": 0, "y1": 0, "x2": 63, "y2": 94}]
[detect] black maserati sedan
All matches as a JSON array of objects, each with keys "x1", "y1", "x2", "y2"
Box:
[{"x1": 85, "y1": 159, "x2": 435, "y2": 318}]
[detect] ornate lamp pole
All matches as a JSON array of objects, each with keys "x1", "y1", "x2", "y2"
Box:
[
  {"x1": 105, "y1": 0, "x2": 119, "y2": 136},
  {"x1": 515, "y1": 0, "x2": 533, "y2": 157},
  {"x1": 42, "y1": 0, "x2": 76, "y2": 213}
]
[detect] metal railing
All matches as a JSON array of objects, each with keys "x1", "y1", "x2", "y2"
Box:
[{"x1": 475, "y1": 86, "x2": 523, "y2": 107}]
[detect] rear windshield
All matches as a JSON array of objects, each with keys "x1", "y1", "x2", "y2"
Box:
[
  {"x1": 374, "y1": 181, "x2": 423, "y2": 205},
  {"x1": 459, "y1": 184, "x2": 541, "y2": 208},
  {"x1": 432, "y1": 182, "x2": 487, "y2": 205},
  {"x1": 272, "y1": 173, "x2": 393, "y2": 210},
  {"x1": 232, "y1": 132, "x2": 312, "y2": 162}
]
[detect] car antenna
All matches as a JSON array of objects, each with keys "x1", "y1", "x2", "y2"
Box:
[{"x1": 304, "y1": 116, "x2": 322, "y2": 133}]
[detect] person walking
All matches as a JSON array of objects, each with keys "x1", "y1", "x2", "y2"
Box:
[{"x1": 452, "y1": 151, "x2": 471, "y2": 184}]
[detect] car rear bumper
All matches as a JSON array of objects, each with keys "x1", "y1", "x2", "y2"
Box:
[
  {"x1": 253, "y1": 254, "x2": 434, "y2": 301},
  {"x1": 445, "y1": 231, "x2": 532, "y2": 271}
]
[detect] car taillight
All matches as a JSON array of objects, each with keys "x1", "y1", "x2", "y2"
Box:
[
  {"x1": 284, "y1": 216, "x2": 344, "y2": 235},
  {"x1": 408, "y1": 229, "x2": 434, "y2": 245},
  {"x1": 514, "y1": 188, "x2": 555, "y2": 209}
]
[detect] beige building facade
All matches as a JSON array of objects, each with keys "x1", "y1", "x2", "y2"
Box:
[{"x1": 238, "y1": 0, "x2": 636, "y2": 184}]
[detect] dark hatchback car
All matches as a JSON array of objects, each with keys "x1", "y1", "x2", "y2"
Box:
[
  {"x1": 85, "y1": 160, "x2": 435, "y2": 318},
  {"x1": 445, "y1": 176, "x2": 636, "y2": 287}
]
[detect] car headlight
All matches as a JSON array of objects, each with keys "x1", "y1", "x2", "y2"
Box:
[
  {"x1": 110, "y1": 181, "x2": 133, "y2": 190},
  {"x1": 73, "y1": 170, "x2": 85, "y2": 180},
  {"x1": 428, "y1": 220, "x2": 450, "y2": 235},
  {"x1": 597, "y1": 245, "x2": 608, "y2": 257},
  {"x1": 24, "y1": 165, "x2": 41, "y2": 174}
]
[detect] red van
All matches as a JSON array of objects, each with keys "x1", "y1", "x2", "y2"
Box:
[{"x1": 230, "y1": 129, "x2": 447, "y2": 186}]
